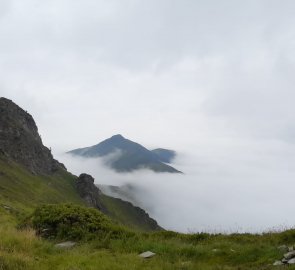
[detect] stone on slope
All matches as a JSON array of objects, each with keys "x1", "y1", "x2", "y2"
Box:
[
  {"x1": 284, "y1": 250, "x2": 295, "y2": 260},
  {"x1": 55, "y1": 241, "x2": 76, "y2": 249},
  {"x1": 288, "y1": 258, "x2": 295, "y2": 264},
  {"x1": 273, "y1": 260, "x2": 284, "y2": 266},
  {"x1": 139, "y1": 251, "x2": 156, "y2": 258}
]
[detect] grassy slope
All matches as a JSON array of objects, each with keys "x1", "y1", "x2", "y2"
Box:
[
  {"x1": 1, "y1": 205, "x2": 295, "y2": 270},
  {"x1": 100, "y1": 194, "x2": 161, "y2": 232},
  {"x1": 0, "y1": 157, "x2": 160, "y2": 231},
  {"x1": 0, "y1": 158, "x2": 83, "y2": 214},
  {"x1": 1, "y1": 157, "x2": 295, "y2": 269}
]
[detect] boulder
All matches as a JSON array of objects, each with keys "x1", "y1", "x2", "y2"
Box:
[
  {"x1": 288, "y1": 258, "x2": 295, "y2": 264},
  {"x1": 273, "y1": 260, "x2": 284, "y2": 266},
  {"x1": 284, "y1": 251, "x2": 295, "y2": 260},
  {"x1": 139, "y1": 251, "x2": 156, "y2": 258}
]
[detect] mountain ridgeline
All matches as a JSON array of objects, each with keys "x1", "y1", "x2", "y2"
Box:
[
  {"x1": 67, "y1": 134, "x2": 182, "y2": 173},
  {"x1": 0, "y1": 97, "x2": 162, "y2": 231}
]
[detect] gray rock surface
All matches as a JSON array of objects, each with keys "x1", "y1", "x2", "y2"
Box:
[
  {"x1": 0, "y1": 97, "x2": 65, "y2": 174},
  {"x1": 284, "y1": 250, "x2": 295, "y2": 260},
  {"x1": 274, "y1": 244, "x2": 295, "y2": 266},
  {"x1": 76, "y1": 173, "x2": 106, "y2": 211},
  {"x1": 273, "y1": 260, "x2": 284, "y2": 266},
  {"x1": 139, "y1": 251, "x2": 156, "y2": 258}
]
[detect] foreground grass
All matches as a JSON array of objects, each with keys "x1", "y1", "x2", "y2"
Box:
[{"x1": 1, "y1": 206, "x2": 295, "y2": 270}]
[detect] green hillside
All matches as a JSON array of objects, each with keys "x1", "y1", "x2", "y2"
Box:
[
  {"x1": 0, "y1": 157, "x2": 83, "y2": 213},
  {"x1": 0, "y1": 156, "x2": 160, "y2": 232}
]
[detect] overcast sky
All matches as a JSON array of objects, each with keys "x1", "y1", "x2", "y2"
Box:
[{"x1": 1, "y1": 0, "x2": 295, "y2": 232}]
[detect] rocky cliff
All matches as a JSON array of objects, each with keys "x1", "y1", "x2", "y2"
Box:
[
  {"x1": 76, "y1": 173, "x2": 162, "y2": 231},
  {"x1": 0, "y1": 97, "x2": 64, "y2": 174},
  {"x1": 76, "y1": 173, "x2": 106, "y2": 211}
]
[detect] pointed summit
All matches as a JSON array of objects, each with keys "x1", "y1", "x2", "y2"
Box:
[
  {"x1": 67, "y1": 135, "x2": 181, "y2": 173},
  {"x1": 110, "y1": 134, "x2": 124, "y2": 139}
]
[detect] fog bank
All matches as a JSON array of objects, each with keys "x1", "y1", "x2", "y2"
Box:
[{"x1": 56, "y1": 138, "x2": 295, "y2": 233}]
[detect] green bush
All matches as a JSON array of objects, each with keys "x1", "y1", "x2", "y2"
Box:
[{"x1": 30, "y1": 203, "x2": 125, "y2": 240}]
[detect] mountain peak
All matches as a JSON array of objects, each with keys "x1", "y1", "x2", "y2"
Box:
[
  {"x1": 110, "y1": 134, "x2": 125, "y2": 140},
  {"x1": 68, "y1": 136, "x2": 182, "y2": 173}
]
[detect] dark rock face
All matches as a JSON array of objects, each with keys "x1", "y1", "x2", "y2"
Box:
[
  {"x1": 76, "y1": 173, "x2": 162, "y2": 231},
  {"x1": 0, "y1": 97, "x2": 65, "y2": 174},
  {"x1": 76, "y1": 173, "x2": 105, "y2": 211}
]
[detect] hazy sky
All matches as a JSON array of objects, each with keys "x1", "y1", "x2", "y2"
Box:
[{"x1": 2, "y1": 0, "x2": 295, "y2": 232}]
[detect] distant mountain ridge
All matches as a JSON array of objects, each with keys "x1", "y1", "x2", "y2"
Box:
[{"x1": 67, "y1": 134, "x2": 181, "y2": 173}]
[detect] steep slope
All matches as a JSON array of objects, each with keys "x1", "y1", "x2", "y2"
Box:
[
  {"x1": 68, "y1": 134, "x2": 181, "y2": 173},
  {"x1": 76, "y1": 173, "x2": 162, "y2": 231},
  {"x1": 0, "y1": 157, "x2": 83, "y2": 213},
  {"x1": 0, "y1": 97, "x2": 64, "y2": 174},
  {"x1": 0, "y1": 97, "x2": 161, "y2": 231}
]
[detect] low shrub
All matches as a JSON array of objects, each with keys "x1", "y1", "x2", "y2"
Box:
[{"x1": 30, "y1": 203, "x2": 126, "y2": 240}]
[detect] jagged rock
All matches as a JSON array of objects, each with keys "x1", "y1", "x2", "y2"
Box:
[
  {"x1": 284, "y1": 251, "x2": 295, "y2": 260},
  {"x1": 76, "y1": 173, "x2": 105, "y2": 211},
  {"x1": 282, "y1": 258, "x2": 288, "y2": 263},
  {"x1": 139, "y1": 251, "x2": 156, "y2": 258},
  {"x1": 289, "y1": 246, "x2": 294, "y2": 251},
  {"x1": 288, "y1": 258, "x2": 295, "y2": 264},
  {"x1": 55, "y1": 241, "x2": 76, "y2": 249},
  {"x1": 273, "y1": 260, "x2": 284, "y2": 266},
  {"x1": 0, "y1": 97, "x2": 65, "y2": 174}
]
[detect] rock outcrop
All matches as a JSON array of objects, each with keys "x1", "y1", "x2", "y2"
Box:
[
  {"x1": 0, "y1": 97, "x2": 64, "y2": 174},
  {"x1": 76, "y1": 173, "x2": 106, "y2": 211},
  {"x1": 274, "y1": 245, "x2": 295, "y2": 265},
  {"x1": 76, "y1": 173, "x2": 162, "y2": 231}
]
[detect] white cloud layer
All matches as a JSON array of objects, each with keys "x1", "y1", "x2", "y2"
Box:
[{"x1": 58, "y1": 140, "x2": 295, "y2": 233}]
